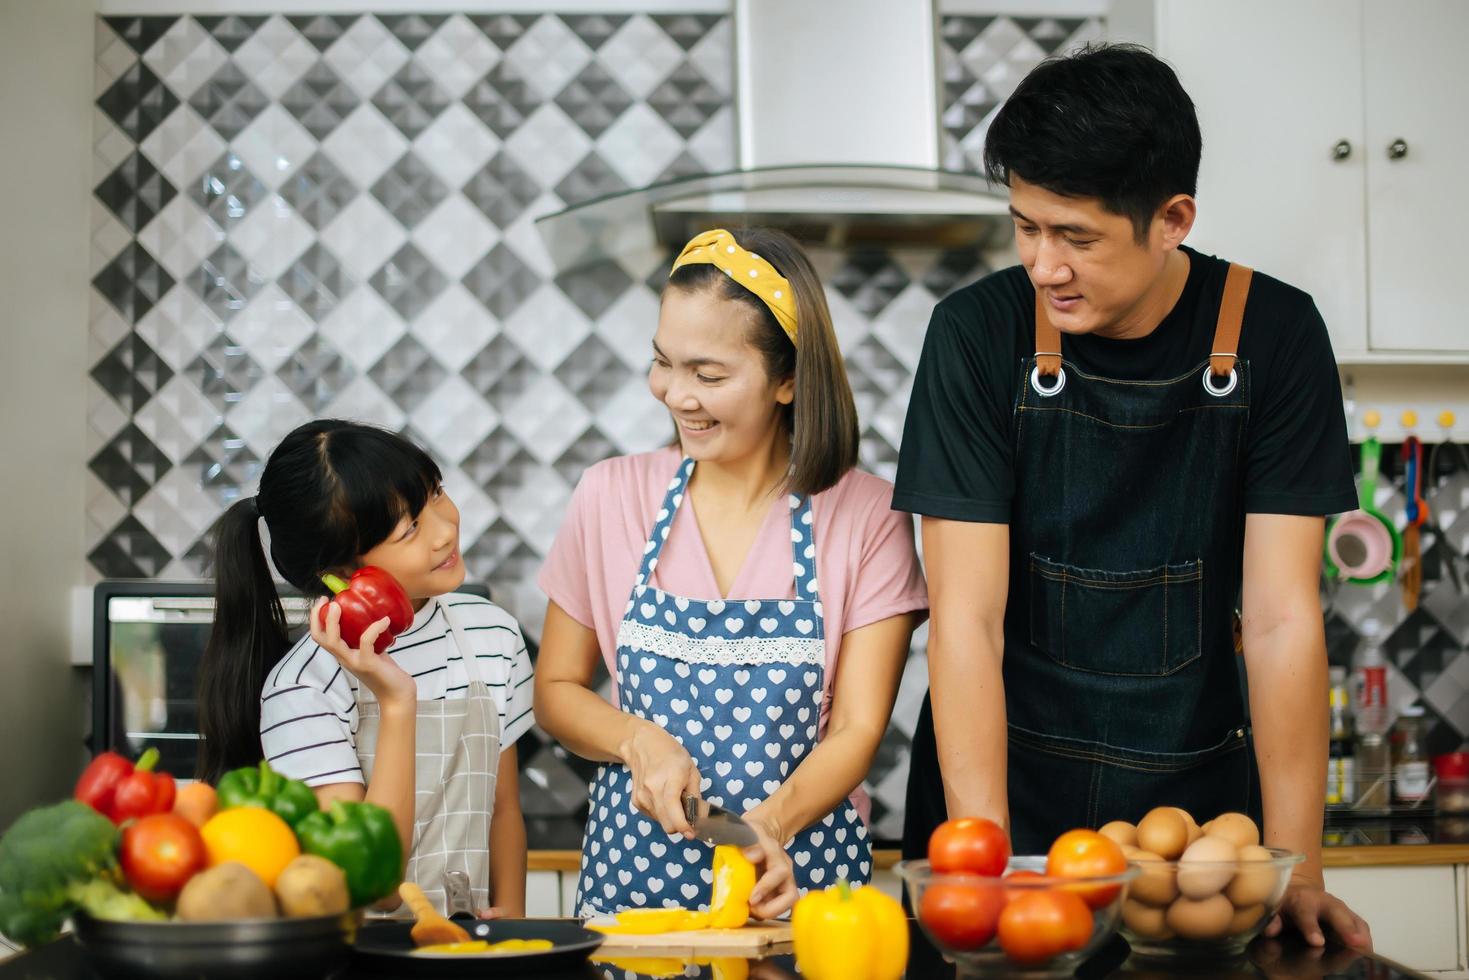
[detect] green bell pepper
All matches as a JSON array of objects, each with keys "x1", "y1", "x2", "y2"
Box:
[
  {"x1": 215, "y1": 760, "x2": 319, "y2": 828},
  {"x1": 295, "y1": 800, "x2": 402, "y2": 907}
]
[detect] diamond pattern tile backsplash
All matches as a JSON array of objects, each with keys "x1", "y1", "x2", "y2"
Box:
[{"x1": 88, "y1": 10, "x2": 1469, "y2": 846}]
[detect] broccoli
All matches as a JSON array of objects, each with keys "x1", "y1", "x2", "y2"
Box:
[{"x1": 0, "y1": 799, "x2": 161, "y2": 948}]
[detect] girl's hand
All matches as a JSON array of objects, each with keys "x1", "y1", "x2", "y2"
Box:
[
  {"x1": 619, "y1": 722, "x2": 700, "y2": 837},
  {"x1": 741, "y1": 811, "x2": 798, "y2": 921},
  {"x1": 311, "y1": 599, "x2": 417, "y2": 706}
]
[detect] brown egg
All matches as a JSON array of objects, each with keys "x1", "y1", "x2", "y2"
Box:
[
  {"x1": 1137, "y1": 808, "x2": 1189, "y2": 860},
  {"x1": 1166, "y1": 894, "x2": 1234, "y2": 940},
  {"x1": 1123, "y1": 899, "x2": 1173, "y2": 939},
  {"x1": 1099, "y1": 821, "x2": 1138, "y2": 848},
  {"x1": 1226, "y1": 845, "x2": 1279, "y2": 907},
  {"x1": 1177, "y1": 836, "x2": 1238, "y2": 899},
  {"x1": 1168, "y1": 807, "x2": 1204, "y2": 845},
  {"x1": 1207, "y1": 813, "x2": 1260, "y2": 849},
  {"x1": 1229, "y1": 903, "x2": 1265, "y2": 936},
  {"x1": 1128, "y1": 850, "x2": 1179, "y2": 907}
]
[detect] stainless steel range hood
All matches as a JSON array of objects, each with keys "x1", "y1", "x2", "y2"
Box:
[{"x1": 535, "y1": 0, "x2": 1012, "y2": 271}]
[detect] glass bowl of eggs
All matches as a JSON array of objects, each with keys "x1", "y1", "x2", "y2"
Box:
[{"x1": 1101, "y1": 808, "x2": 1304, "y2": 960}]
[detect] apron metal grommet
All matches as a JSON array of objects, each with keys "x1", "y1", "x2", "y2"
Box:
[
  {"x1": 1202, "y1": 366, "x2": 1238, "y2": 397},
  {"x1": 1030, "y1": 365, "x2": 1066, "y2": 397}
]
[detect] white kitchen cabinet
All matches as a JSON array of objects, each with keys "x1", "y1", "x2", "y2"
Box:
[
  {"x1": 1322, "y1": 864, "x2": 1467, "y2": 975},
  {"x1": 1111, "y1": 0, "x2": 1469, "y2": 358},
  {"x1": 526, "y1": 870, "x2": 562, "y2": 917},
  {"x1": 1361, "y1": 1, "x2": 1469, "y2": 353}
]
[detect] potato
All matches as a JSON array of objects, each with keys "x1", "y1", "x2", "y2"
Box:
[
  {"x1": 176, "y1": 862, "x2": 278, "y2": 921},
  {"x1": 274, "y1": 855, "x2": 350, "y2": 918}
]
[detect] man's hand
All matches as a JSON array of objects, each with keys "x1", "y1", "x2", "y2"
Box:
[{"x1": 1263, "y1": 878, "x2": 1371, "y2": 950}]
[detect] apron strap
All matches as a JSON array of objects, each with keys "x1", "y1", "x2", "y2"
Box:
[
  {"x1": 1033, "y1": 290, "x2": 1062, "y2": 379},
  {"x1": 439, "y1": 602, "x2": 487, "y2": 687},
  {"x1": 1033, "y1": 262, "x2": 1254, "y2": 382},
  {"x1": 1210, "y1": 263, "x2": 1253, "y2": 378}
]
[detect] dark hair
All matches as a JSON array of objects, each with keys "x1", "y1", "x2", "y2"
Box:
[
  {"x1": 983, "y1": 42, "x2": 1201, "y2": 240},
  {"x1": 665, "y1": 228, "x2": 860, "y2": 497},
  {"x1": 195, "y1": 420, "x2": 441, "y2": 782}
]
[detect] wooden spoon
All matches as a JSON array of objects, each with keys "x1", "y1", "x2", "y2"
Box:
[{"x1": 400, "y1": 881, "x2": 470, "y2": 947}]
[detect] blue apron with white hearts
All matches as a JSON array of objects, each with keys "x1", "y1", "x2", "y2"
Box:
[{"x1": 575, "y1": 457, "x2": 870, "y2": 916}]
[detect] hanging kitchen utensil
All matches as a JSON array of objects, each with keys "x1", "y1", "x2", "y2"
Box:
[
  {"x1": 1326, "y1": 437, "x2": 1402, "y2": 584},
  {"x1": 1401, "y1": 437, "x2": 1426, "y2": 611},
  {"x1": 1425, "y1": 437, "x2": 1469, "y2": 597}
]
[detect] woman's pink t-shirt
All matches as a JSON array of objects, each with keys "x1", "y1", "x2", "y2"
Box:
[{"x1": 539, "y1": 446, "x2": 928, "y2": 748}]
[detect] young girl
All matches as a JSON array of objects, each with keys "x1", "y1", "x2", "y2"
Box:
[
  {"x1": 535, "y1": 228, "x2": 928, "y2": 919},
  {"x1": 197, "y1": 420, "x2": 533, "y2": 915}
]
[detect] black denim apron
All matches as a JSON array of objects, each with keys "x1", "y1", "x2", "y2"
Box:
[{"x1": 904, "y1": 264, "x2": 1262, "y2": 857}]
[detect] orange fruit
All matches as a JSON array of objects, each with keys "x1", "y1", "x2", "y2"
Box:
[
  {"x1": 200, "y1": 807, "x2": 300, "y2": 887},
  {"x1": 172, "y1": 782, "x2": 218, "y2": 828}
]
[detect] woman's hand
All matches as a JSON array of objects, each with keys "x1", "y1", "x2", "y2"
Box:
[
  {"x1": 311, "y1": 599, "x2": 417, "y2": 707},
  {"x1": 742, "y1": 809, "x2": 798, "y2": 921},
  {"x1": 619, "y1": 722, "x2": 700, "y2": 837}
]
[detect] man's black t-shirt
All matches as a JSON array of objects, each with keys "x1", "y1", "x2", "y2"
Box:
[{"x1": 892, "y1": 245, "x2": 1357, "y2": 521}]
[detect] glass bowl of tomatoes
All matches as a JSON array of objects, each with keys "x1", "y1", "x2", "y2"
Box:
[
  {"x1": 1115, "y1": 847, "x2": 1303, "y2": 960},
  {"x1": 896, "y1": 856, "x2": 1138, "y2": 976}
]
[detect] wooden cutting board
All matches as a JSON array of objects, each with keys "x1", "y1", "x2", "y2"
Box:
[{"x1": 593, "y1": 921, "x2": 793, "y2": 956}]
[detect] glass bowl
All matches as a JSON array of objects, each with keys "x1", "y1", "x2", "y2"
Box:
[
  {"x1": 1118, "y1": 847, "x2": 1304, "y2": 961},
  {"x1": 896, "y1": 857, "x2": 1138, "y2": 977}
]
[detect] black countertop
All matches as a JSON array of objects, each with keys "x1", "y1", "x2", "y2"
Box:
[{"x1": 0, "y1": 924, "x2": 1423, "y2": 980}]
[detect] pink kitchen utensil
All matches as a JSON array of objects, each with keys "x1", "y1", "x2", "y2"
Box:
[{"x1": 1325, "y1": 437, "x2": 1401, "y2": 584}]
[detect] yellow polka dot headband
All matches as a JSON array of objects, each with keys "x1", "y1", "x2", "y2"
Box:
[{"x1": 669, "y1": 229, "x2": 798, "y2": 346}]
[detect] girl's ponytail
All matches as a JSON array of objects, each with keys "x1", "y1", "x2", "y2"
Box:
[
  {"x1": 194, "y1": 420, "x2": 443, "y2": 783},
  {"x1": 196, "y1": 495, "x2": 288, "y2": 782}
]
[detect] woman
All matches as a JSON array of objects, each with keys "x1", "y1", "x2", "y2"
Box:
[{"x1": 535, "y1": 228, "x2": 927, "y2": 919}]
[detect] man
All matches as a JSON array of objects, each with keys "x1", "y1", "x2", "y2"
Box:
[{"x1": 895, "y1": 44, "x2": 1370, "y2": 948}]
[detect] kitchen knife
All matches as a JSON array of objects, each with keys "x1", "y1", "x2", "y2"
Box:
[{"x1": 683, "y1": 795, "x2": 759, "y2": 848}]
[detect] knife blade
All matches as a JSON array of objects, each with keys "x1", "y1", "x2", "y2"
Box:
[{"x1": 683, "y1": 794, "x2": 759, "y2": 848}]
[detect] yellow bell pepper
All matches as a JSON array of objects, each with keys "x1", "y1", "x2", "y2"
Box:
[
  {"x1": 708, "y1": 845, "x2": 756, "y2": 928},
  {"x1": 792, "y1": 882, "x2": 908, "y2": 980}
]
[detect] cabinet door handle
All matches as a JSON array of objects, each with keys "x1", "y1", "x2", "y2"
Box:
[
  {"x1": 1388, "y1": 139, "x2": 1409, "y2": 160},
  {"x1": 1332, "y1": 139, "x2": 1352, "y2": 160}
]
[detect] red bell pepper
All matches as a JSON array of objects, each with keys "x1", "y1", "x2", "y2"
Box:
[
  {"x1": 318, "y1": 566, "x2": 414, "y2": 653},
  {"x1": 75, "y1": 747, "x2": 176, "y2": 824}
]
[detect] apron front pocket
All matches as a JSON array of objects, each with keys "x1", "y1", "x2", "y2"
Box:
[{"x1": 1028, "y1": 554, "x2": 1202, "y2": 677}]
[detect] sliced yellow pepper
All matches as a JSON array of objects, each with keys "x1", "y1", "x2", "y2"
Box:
[
  {"x1": 415, "y1": 938, "x2": 554, "y2": 955},
  {"x1": 791, "y1": 882, "x2": 908, "y2": 980},
  {"x1": 708, "y1": 845, "x2": 756, "y2": 928},
  {"x1": 591, "y1": 908, "x2": 711, "y2": 934}
]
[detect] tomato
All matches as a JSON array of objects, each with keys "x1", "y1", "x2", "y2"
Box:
[
  {"x1": 1045, "y1": 829, "x2": 1128, "y2": 908},
  {"x1": 997, "y1": 889, "x2": 1093, "y2": 965},
  {"x1": 1002, "y1": 869, "x2": 1047, "y2": 903},
  {"x1": 927, "y1": 817, "x2": 1010, "y2": 877},
  {"x1": 917, "y1": 879, "x2": 1006, "y2": 950},
  {"x1": 120, "y1": 812, "x2": 207, "y2": 902}
]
